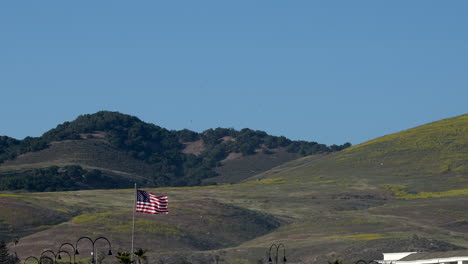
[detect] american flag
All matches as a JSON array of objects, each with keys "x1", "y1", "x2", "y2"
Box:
[{"x1": 136, "y1": 190, "x2": 168, "y2": 214}]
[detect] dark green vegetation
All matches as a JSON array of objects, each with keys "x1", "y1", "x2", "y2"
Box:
[
  {"x1": 0, "y1": 111, "x2": 350, "y2": 191},
  {"x1": 0, "y1": 240, "x2": 19, "y2": 264},
  {"x1": 3, "y1": 114, "x2": 468, "y2": 263},
  {"x1": 115, "y1": 251, "x2": 132, "y2": 264},
  {"x1": 0, "y1": 165, "x2": 127, "y2": 192}
]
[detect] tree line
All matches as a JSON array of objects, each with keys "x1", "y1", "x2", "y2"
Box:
[
  {"x1": 0, "y1": 165, "x2": 131, "y2": 192},
  {"x1": 0, "y1": 111, "x2": 351, "y2": 190}
]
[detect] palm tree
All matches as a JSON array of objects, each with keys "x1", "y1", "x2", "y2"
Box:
[
  {"x1": 116, "y1": 251, "x2": 132, "y2": 264},
  {"x1": 133, "y1": 248, "x2": 148, "y2": 264}
]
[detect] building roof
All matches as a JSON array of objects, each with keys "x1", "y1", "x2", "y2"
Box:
[{"x1": 399, "y1": 250, "x2": 468, "y2": 261}]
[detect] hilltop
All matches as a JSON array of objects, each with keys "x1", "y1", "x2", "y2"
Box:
[
  {"x1": 4, "y1": 114, "x2": 468, "y2": 263},
  {"x1": 0, "y1": 111, "x2": 350, "y2": 192}
]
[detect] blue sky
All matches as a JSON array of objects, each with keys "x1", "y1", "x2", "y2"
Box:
[{"x1": 1, "y1": 1, "x2": 467, "y2": 145}]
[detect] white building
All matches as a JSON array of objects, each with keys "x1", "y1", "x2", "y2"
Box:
[{"x1": 378, "y1": 251, "x2": 468, "y2": 264}]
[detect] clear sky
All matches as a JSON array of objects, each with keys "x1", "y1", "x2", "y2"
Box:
[{"x1": 1, "y1": 1, "x2": 467, "y2": 145}]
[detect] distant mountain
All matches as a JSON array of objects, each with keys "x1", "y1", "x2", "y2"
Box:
[{"x1": 0, "y1": 111, "x2": 350, "y2": 191}]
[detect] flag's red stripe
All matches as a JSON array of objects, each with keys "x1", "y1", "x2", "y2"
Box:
[
  {"x1": 149, "y1": 196, "x2": 167, "y2": 201},
  {"x1": 136, "y1": 206, "x2": 167, "y2": 211},
  {"x1": 136, "y1": 202, "x2": 167, "y2": 207},
  {"x1": 149, "y1": 196, "x2": 168, "y2": 200},
  {"x1": 136, "y1": 208, "x2": 168, "y2": 212},
  {"x1": 149, "y1": 194, "x2": 168, "y2": 198},
  {"x1": 136, "y1": 210, "x2": 168, "y2": 213},
  {"x1": 136, "y1": 203, "x2": 167, "y2": 209},
  {"x1": 136, "y1": 202, "x2": 167, "y2": 206},
  {"x1": 149, "y1": 197, "x2": 168, "y2": 200},
  {"x1": 147, "y1": 201, "x2": 168, "y2": 205},
  {"x1": 136, "y1": 206, "x2": 168, "y2": 210},
  {"x1": 137, "y1": 197, "x2": 168, "y2": 203},
  {"x1": 138, "y1": 201, "x2": 167, "y2": 206},
  {"x1": 136, "y1": 206, "x2": 167, "y2": 210},
  {"x1": 136, "y1": 210, "x2": 168, "y2": 214},
  {"x1": 148, "y1": 197, "x2": 168, "y2": 202},
  {"x1": 137, "y1": 209, "x2": 168, "y2": 213}
]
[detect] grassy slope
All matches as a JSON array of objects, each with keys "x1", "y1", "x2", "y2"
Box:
[
  {"x1": 208, "y1": 150, "x2": 301, "y2": 184},
  {"x1": 0, "y1": 138, "x2": 156, "y2": 180},
  {"x1": 0, "y1": 137, "x2": 302, "y2": 187},
  {"x1": 4, "y1": 115, "x2": 468, "y2": 263},
  {"x1": 313, "y1": 114, "x2": 468, "y2": 193}
]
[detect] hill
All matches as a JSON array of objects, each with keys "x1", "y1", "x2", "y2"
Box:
[
  {"x1": 254, "y1": 114, "x2": 468, "y2": 193},
  {"x1": 0, "y1": 111, "x2": 350, "y2": 192},
  {"x1": 4, "y1": 114, "x2": 468, "y2": 263}
]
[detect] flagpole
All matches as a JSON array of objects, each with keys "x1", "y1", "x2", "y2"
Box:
[{"x1": 131, "y1": 183, "x2": 137, "y2": 263}]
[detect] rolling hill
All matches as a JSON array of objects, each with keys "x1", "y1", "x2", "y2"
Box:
[
  {"x1": 0, "y1": 111, "x2": 350, "y2": 192},
  {"x1": 3, "y1": 114, "x2": 468, "y2": 263},
  {"x1": 253, "y1": 114, "x2": 468, "y2": 193}
]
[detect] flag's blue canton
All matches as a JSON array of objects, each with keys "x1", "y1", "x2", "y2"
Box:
[{"x1": 137, "y1": 190, "x2": 150, "y2": 203}]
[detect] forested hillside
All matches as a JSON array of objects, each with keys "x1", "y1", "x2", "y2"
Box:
[{"x1": 0, "y1": 111, "x2": 350, "y2": 191}]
